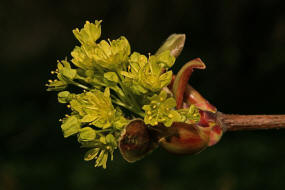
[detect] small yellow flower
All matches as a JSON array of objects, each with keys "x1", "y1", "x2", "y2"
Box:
[
  {"x1": 142, "y1": 91, "x2": 181, "y2": 127},
  {"x1": 93, "y1": 37, "x2": 131, "y2": 70},
  {"x1": 73, "y1": 20, "x2": 102, "y2": 45},
  {"x1": 121, "y1": 51, "x2": 174, "y2": 94},
  {"x1": 70, "y1": 88, "x2": 116, "y2": 128}
]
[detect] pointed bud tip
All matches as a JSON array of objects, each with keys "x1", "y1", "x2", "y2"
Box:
[{"x1": 156, "y1": 33, "x2": 186, "y2": 58}]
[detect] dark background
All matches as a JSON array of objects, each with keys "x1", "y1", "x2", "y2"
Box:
[{"x1": 1, "y1": 0, "x2": 285, "y2": 189}]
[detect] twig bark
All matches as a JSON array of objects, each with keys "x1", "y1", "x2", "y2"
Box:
[{"x1": 217, "y1": 113, "x2": 285, "y2": 131}]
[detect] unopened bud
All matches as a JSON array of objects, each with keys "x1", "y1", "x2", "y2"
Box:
[{"x1": 156, "y1": 34, "x2": 186, "y2": 58}]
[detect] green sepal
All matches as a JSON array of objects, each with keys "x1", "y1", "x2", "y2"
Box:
[
  {"x1": 61, "y1": 116, "x2": 81, "y2": 138},
  {"x1": 46, "y1": 80, "x2": 67, "y2": 91},
  {"x1": 104, "y1": 72, "x2": 119, "y2": 83},
  {"x1": 84, "y1": 148, "x2": 100, "y2": 161},
  {"x1": 57, "y1": 91, "x2": 71, "y2": 103},
  {"x1": 81, "y1": 115, "x2": 98, "y2": 123},
  {"x1": 78, "y1": 127, "x2": 96, "y2": 142},
  {"x1": 100, "y1": 136, "x2": 107, "y2": 144},
  {"x1": 159, "y1": 71, "x2": 172, "y2": 88},
  {"x1": 95, "y1": 150, "x2": 108, "y2": 169},
  {"x1": 62, "y1": 67, "x2": 76, "y2": 80},
  {"x1": 106, "y1": 134, "x2": 117, "y2": 147}
]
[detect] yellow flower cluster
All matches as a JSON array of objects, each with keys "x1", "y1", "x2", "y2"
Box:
[{"x1": 71, "y1": 20, "x2": 130, "y2": 71}]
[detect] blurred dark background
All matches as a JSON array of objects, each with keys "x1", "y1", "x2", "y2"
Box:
[{"x1": 1, "y1": 0, "x2": 285, "y2": 189}]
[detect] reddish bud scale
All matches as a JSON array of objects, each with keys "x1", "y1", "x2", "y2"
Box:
[
  {"x1": 173, "y1": 58, "x2": 206, "y2": 109},
  {"x1": 198, "y1": 110, "x2": 217, "y2": 127},
  {"x1": 159, "y1": 122, "x2": 209, "y2": 155},
  {"x1": 208, "y1": 125, "x2": 223, "y2": 146},
  {"x1": 168, "y1": 72, "x2": 216, "y2": 113},
  {"x1": 199, "y1": 111, "x2": 224, "y2": 146},
  {"x1": 159, "y1": 111, "x2": 224, "y2": 154},
  {"x1": 184, "y1": 85, "x2": 217, "y2": 113},
  {"x1": 119, "y1": 120, "x2": 158, "y2": 163}
]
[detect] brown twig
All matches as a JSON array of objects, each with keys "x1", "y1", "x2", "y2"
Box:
[{"x1": 217, "y1": 112, "x2": 285, "y2": 131}]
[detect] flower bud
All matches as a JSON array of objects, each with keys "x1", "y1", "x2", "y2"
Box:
[{"x1": 156, "y1": 34, "x2": 186, "y2": 58}]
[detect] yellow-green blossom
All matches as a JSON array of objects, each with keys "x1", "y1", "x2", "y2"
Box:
[
  {"x1": 81, "y1": 133, "x2": 118, "y2": 169},
  {"x1": 93, "y1": 37, "x2": 131, "y2": 70},
  {"x1": 70, "y1": 88, "x2": 115, "y2": 128},
  {"x1": 178, "y1": 104, "x2": 201, "y2": 124},
  {"x1": 46, "y1": 60, "x2": 77, "y2": 91},
  {"x1": 71, "y1": 45, "x2": 95, "y2": 70},
  {"x1": 142, "y1": 91, "x2": 181, "y2": 127},
  {"x1": 73, "y1": 20, "x2": 102, "y2": 45},
  {"x1": 71, "y1": 36, "x2": 131, "y2": 71},
  {"x1": 121, "y1": 51, "x2": 174, "y2": 93}
]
